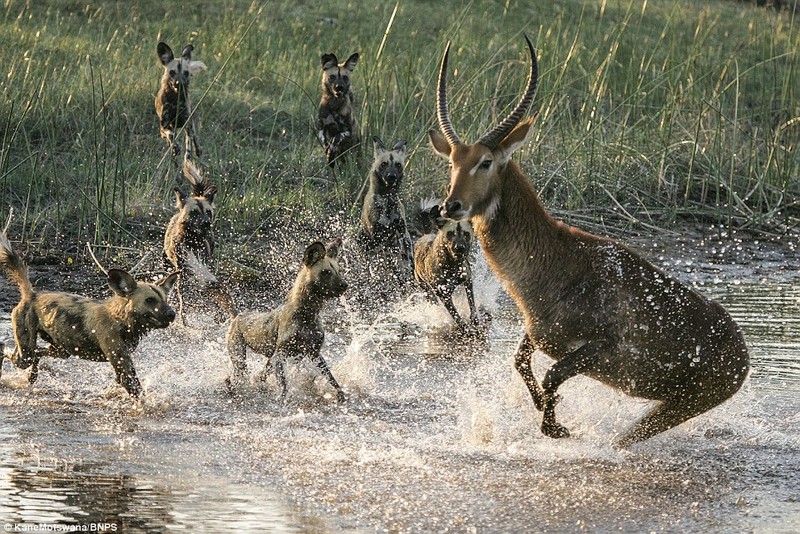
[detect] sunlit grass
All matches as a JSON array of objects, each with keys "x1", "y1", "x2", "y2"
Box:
[{"x1": 0, "y1": 0, "x2": 797, "y2": 256}]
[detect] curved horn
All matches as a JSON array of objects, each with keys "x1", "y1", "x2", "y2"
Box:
[
  {"x1": 436, "y1": 41, "x2": 461, "y2": 147},
  {"x1": 478, "y1": 34, "x2": 539, "y2": 150}
]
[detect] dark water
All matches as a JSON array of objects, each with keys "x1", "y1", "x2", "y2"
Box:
[{"x1": 0, "y1": 256, "x2": 798, "y2": 532}]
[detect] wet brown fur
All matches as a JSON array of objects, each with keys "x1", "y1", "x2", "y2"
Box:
[
  {"x1": 0, "y1": 233, "x2": 178, "y2": 398},
  {"x1": 225, "y1": 239, "x2": 347, "y2": 402},
  {"x1": 155, "y1": 42, "x2": 207, "y2": 158},
  {"x1": 317, "y1": 52, "x2": 360, "y2": 167},
  {"x1": 163, "y1": 160, "x2": 235, "y2": 324},
  {"x1": 432, "y1": 40, "x2": 749, "y2": 448}
]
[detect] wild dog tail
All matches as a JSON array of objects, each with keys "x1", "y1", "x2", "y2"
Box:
[
  {"x1": 407, "y1": 196, "x2": 441, "y2": 239},
  {"x1": 0, "y1": 232, "x2": 34, "y2": 299},
  {"x1": 183, "y1": 159, "x2": 214, "y2": 197}
]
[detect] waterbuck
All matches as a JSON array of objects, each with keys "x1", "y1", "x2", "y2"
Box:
[{"x1": 429, "y1": 36, "x2": 749, "y2": 447}]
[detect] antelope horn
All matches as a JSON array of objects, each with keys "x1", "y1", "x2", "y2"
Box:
[
  {"x1": 436, "y1": 41, "x2": 461, "y2": 147},
  {"x1": 477, "y1": 34, "x2": 539, "y2": 150}
]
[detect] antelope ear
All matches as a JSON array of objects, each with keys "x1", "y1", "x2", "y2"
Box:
[
  {"x1": 181, "y1": 44, "x2": 194, "y2": 60},
  {"x1": 495, "y1": 114, "x2": 537, "y2": 165},
  {"x1": 303, "y1": 241, "x2": 327, "y2": 267},
  {"x1": 157, "y1": 42, "x2": 174, "y2": 65},
  {"x1": 343, "y1": 53, "x2": 359, "y2": 71},
  {"x1": 158, "y1": 272, "x2": 179, "y2": 294},
  {"x1": 321, "y1": 53, "x2": 338, "y2": 70},
  {"x1": 108, "y1": 269, "x2": 138, "y2": 297},
  {"x1": 428, "y1": 130, "x2": 451, "y2": 159}
]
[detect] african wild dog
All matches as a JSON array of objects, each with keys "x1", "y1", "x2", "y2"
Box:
[
  {"x1": 225, "y1": 239, "x2": 347, "y2": 403},
  {"x1": 163, "y1": 160, "x2": 236, "y2": 325},
  {"x1": 0, "y1": 232, "x2": 177, "y2": 398},
  {"x1": 413, "y1": 200, "x2": 479, "y2": 330},
  {"x1": 155, "y1": 42, "x2": 207, "y2": 158},
  {"x1": 357, "y1": 136, "x2": 412, "y2": 272},
  {"x1": 317, "y1": 52, "x2": 360, "y2": 166}
]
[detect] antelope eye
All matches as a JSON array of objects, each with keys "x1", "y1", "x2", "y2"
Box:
[{"x1": 479, "y1": 159, "x2": 493, "y2": 169}]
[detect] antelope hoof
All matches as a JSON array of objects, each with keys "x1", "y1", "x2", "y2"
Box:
[{"x1": 541, "y1": 420, "x2": 570, "y2": 439}]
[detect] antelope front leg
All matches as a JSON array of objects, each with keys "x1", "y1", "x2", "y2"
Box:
[
  {"x1": 513, "y1": 334, "x2": 544, "y2": 411},
  {"x1": 540, "y1": 339, "x2": 608, "y2": 439}
]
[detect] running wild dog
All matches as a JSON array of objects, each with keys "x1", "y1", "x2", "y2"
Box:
[
  {"x1": 358, "y1": 136, "x2": 413, "y2": 271},
  {"x1": 155, "y1": 42, "x2": 207, "y2": 158},
  {"x1": 413, "y1": 200, "x2": 479, "y2": 330},
  {"x1": 317, "y1": 52, "x2": 360, "y2": 166},
  {"x1": 0, "y1": 232, "x2": 178, "y2": 398},
  {"x1": 225, "y1": 239, "x2": 347, "y2": 403},
  {"x1": 431, "y1": 36, "x2": 749, "y2": 447},
  {"x1": 163, "y1": 160, "x2": 236, "y2": 324}
]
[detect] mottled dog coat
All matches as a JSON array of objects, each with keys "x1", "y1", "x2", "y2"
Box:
[
  {"x1": 155, "y1": 42, "x2": 207, "y2": 158},
  {"x1": 413, "y1": 202, "x2": 478, "y2": 329},
  {"x1": 0, "y1": 233, "x2": 177, "y2": 398},
  {"x1": 226, "y1": 240, "x2": 347, "y2": 402},
  {"x1": 358, "y1": 137, "x2": 412, "y2": 271},
  {"x1": 163, "y1": 160, "x2": 235, "y2": 324},
  {"x1": 317, "y1": 52, "x2": 360, "y2": 166}
]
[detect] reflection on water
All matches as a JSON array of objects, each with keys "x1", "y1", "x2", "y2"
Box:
[{"x1": 0, "y1": 274, "x2": 798, "y2": 532}]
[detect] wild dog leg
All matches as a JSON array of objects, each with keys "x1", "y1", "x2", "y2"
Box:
[
  {"x1": 106, "y1": 351, "x2": 142, "y2": 398},
  {"x1": 309, "y1": 352, "x2": 345, "y2": 403}
]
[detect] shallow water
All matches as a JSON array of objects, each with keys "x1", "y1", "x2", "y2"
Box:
[{"x1": 0, "y1": 254, "x2": 798, "y2": 532}]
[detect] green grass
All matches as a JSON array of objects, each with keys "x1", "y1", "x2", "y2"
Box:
[{"x1": 0, "y1": 0, "x2": 798, "y2": 260}]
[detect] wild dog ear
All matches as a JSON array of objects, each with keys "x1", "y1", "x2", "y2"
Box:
[
  {"x1": 181, "y1": 44, "x2": 194, "y2": 60},
  {"x1": 495, "y1": 114, "x2": 537, "y2": 165},
  {"x1": 108, "y1": 269, "x2": 138, "y2": 297},
  {"x1": 158, "y1": 272, "x2": 179, "y2": 294},
  {"x1": 157, "y1": 42, "x2": 174, "y2": 66},
  {"x1": 303, "y1": 241, "x2": 327, "y2": 267},
  {"x1": 428, "y1": 130, "x2": 452, "y2": 159},
  {"x1": 174, "y1": 187, "x2": 186, "y2": 208},
  {"x1": 325, "y1": 237, "x2": 343, "y2": 260},
  {"x1": 343, "y1": 53, "x2": 359, "y2": 72},
  {"x1": 391, "y1": 140, "x2": 407, "y2": 153},
  {"x1": 321, "y1": 53, "x2": 338, "y2": 70},
  {"x1": 372, "y1": 136, "x2": 386, "y2": 155},
  {"x1": 203, "y1": 185, "x2": 217, "y2": 204}
]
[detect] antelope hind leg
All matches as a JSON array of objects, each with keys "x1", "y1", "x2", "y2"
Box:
[{"x1": 615, "y1": 397, "x2": 712, "y2": 449}]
